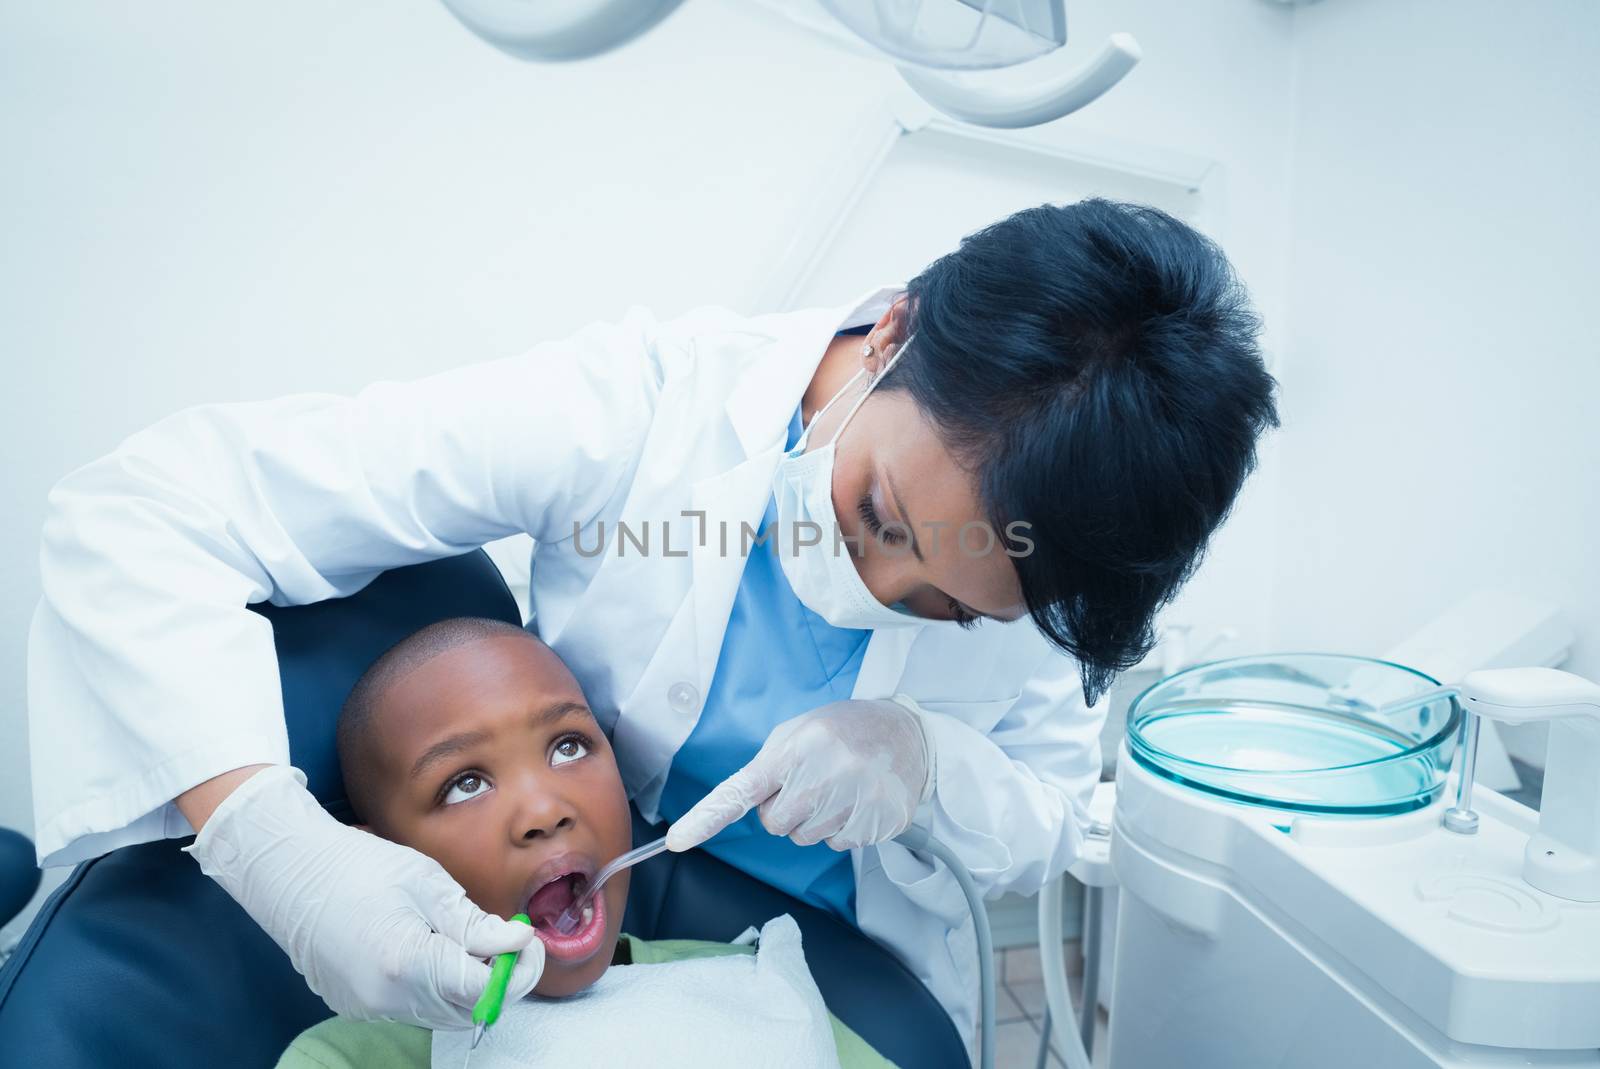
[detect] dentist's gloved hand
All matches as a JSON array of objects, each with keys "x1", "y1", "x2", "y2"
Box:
[
  {"x1": 185, "y1": 765, "x2": 542, "y2": 1028},
  {"x1": 666, "y1": 696, "x2": 935, "y2": 853}
]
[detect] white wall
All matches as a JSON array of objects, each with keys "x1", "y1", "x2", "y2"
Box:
[
  {"x1": 1, "y1": 0, "x2": 1298, "y2": 896},
  {"x1": 1270, "y1": 0, "x2": 1600, "y2": 711}
]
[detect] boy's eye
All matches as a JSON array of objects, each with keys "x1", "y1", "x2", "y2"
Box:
[
  {"x1": 551, "y1": 735, "x2": 590, "y2": 767},
  {"x1": 442, "y1": 773, "x2": 492, "y2": 806}
]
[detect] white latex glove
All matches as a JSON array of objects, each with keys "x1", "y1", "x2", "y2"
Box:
[
  {"x1": 666, "y1": 696, "x2": 935, "y2": 853},
  {"x1": 184, "y1": 765, "x2": 542, "y2": 1028}
]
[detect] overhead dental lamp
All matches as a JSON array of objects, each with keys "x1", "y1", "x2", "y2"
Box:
[{"x1": 438, "y1": 0, "x2": 1139, "y2": 128}]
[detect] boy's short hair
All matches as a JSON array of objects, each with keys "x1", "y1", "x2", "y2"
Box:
[{"x1": 337, "y1": 616, "x2": 536, "y2": 823}]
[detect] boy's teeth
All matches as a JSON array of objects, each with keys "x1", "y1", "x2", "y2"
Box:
[{"x1": 581, "y1": 903, "x2": 594, "y2": 926}]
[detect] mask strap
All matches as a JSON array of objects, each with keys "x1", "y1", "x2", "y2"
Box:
[
  {"x1": 801, "y1": 367, "x2": 870, "y2": 445},
  {"x1": 813, "y1": 333, "x2": 914, "y2": 449}
]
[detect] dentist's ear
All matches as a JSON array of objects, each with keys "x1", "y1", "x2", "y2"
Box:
[{"x1": 862, "y1": 296, "x2": 913, "y2": 377}]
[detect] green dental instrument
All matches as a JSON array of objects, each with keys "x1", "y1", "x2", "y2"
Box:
[{"x1": 469, "y1": 912, "x2": 532, "y2": 1054}]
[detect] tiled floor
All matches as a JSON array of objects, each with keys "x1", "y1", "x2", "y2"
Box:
[{"x1": 991, "y1": 943, "x2": 1110, "y2": 1069}]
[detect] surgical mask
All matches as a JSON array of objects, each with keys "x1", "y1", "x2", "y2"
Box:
[{"x1": 772, "y1": 335, "x2": 921, "y2": 630}]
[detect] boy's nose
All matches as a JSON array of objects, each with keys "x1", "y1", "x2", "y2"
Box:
[{"x1": 513, "y1": 786, "x2": 579, "y2": 842}]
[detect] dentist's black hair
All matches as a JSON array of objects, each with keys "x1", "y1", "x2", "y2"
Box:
[{"x1": 888, "y1": 199, "x2": 1279, "y2": 705}]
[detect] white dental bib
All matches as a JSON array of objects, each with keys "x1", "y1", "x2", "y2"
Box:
[{"x1": 430, "y1": 915, "x2": 841, "y2": 1069}]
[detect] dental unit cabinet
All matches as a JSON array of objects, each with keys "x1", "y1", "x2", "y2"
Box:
[{"x1": 1106, "y1": 656, "x2": 1600, "y2": 1067}]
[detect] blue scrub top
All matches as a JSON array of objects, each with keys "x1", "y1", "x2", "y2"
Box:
[{"x1": 657, "y1": 407, "x2": 869, "y2": 924}]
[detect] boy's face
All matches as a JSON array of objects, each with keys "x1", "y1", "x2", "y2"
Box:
[{"x1": 358, "y1": 634, "x2": 632, "y2": 997}]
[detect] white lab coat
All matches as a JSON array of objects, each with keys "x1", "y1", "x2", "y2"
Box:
[{"x1": 28, "y1": 286, "x2": 1102, "y2": 1045}]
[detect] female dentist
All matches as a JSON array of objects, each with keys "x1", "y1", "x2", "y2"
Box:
[{"x1": 27, "y1": 200, "x2": 1277, "y2": 1044}]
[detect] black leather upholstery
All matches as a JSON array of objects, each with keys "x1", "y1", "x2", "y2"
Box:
[
  {"x1": 0, "y1": 828, "x2": 41, "y2": 932},
  {"x1": 0, "y1": 549, "x2": 966, "y2": 1067}
]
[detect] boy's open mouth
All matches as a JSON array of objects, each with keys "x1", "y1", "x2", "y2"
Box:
[
  {"x1": 527, "y1": 872, "x2": 589, "y2": 930},
  {"x1": 525, "y1": 869, "x2": 606, "y2": 963}
]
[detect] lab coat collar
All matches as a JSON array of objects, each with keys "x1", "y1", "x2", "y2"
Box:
[
  {"x1": 686, "y1": 285, "x2": 912, "y2": 704},
  {"x1": 722, "y1": 285, "x2": 905, "y2": 458}
]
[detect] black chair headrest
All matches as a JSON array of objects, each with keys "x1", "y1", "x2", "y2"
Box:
[{"x1": 0, "y1": 551, "x2": 522, "y2": 1069}]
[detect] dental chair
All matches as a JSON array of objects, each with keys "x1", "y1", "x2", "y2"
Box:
[
  {"x1": 0, "y1": 551, "x2": 967, "y2": 1068},
  {"x1": 0, "y1": 828, "x2": 41, "y2": 935}
]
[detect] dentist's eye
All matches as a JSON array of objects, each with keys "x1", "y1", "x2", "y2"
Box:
[
  {"x1": 857, "y1": 492, "x2": 907, "y2": 546},
  {"x1": 947, "y1": 597, "x2": 980, "y2": 629},
  {"x1": 442, "y1": 772, "x2": 493, "y2": 806},
  {"x1": 551, "y1": 734, "x2": 591, "y2": 767}
]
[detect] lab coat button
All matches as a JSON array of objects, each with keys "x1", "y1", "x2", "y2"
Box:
[{"x1": 668, "y1": 682, "x2": 699, "y2": 713}]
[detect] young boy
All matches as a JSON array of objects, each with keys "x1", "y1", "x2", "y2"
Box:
[{"x1": 277, "y1": 617, "x2": 892, "y2": 1068}]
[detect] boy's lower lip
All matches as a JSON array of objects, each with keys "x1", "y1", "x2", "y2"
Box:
[{"x1": 531, "y1": 888, "x2": 607, "y2": 963}]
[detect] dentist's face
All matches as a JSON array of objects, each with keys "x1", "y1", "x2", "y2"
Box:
[{"x1": 801, "y1": 314, "x2": 1028, "y2": 630}]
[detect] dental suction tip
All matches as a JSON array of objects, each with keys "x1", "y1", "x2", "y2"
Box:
[{"x1": 471, "y1": 1022, "x2": 485, "y2": 1049}]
